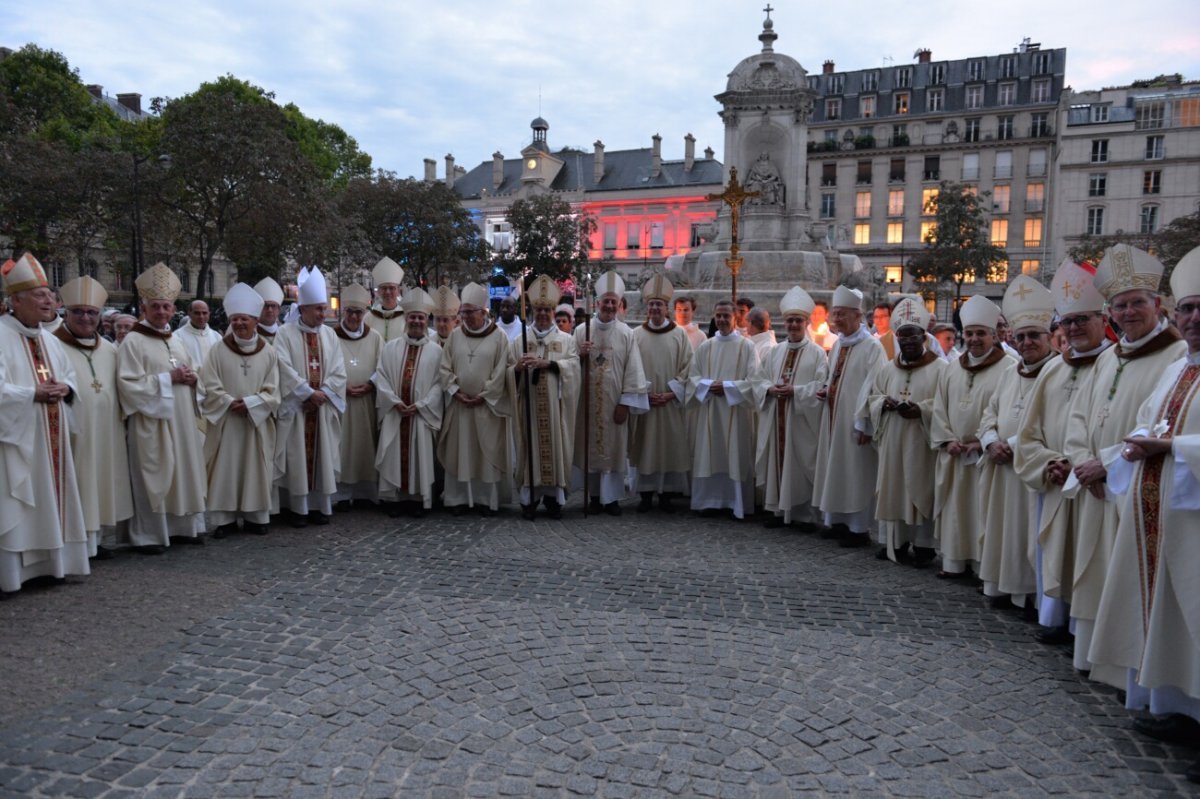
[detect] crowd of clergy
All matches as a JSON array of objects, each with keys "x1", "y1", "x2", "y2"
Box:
[{"x1": 1, "y1": 240, "x2": 1198, "y2": 779}]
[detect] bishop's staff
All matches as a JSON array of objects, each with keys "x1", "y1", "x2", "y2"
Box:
[{"x1": 581, "y1": 271, "x2": 592, "y2": 517}]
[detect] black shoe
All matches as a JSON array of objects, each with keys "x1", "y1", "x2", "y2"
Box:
[
  {"x1": 285, "y1": 510, "x2": 308, "y2": 528},
  {"x1": 795, "y1": 521, "x2": 818, "y2": 533},
  {"x1": 412, "y1": 504, "x2": 426, "y2": 518},
  {"x1": 1132, "y1": 714, "x2": 1200, "y2": 745},
  {"x1": 821, "y1": 523, "x2": 845, "y2": 540},
  {"x1": 170, "y1": 535, "x2": 203, "y2": 546},
  {"x1": 134, "y1": 545, "x2": 166, "y2": 555},
  {"x1": 334, "y1": 500, "x2": 353, "y2": 512},
  {"x1": 987, "y1": 595, "x2": 1017, "y2": 611},
  {"x1": 521, "y1": 504, "x2": 536, "y2": 521},
  {"x1": 1034, "y1": 625, "x2": 1071, "y2": 645},
  {"x1": 307, "y1": 512, "x2": 330, "y2": 526},
  {"x1": 659, "y1": 494, "x2": 678, "y2": 514},
  {"x1": 588, "y1": 497, "x2": 602, "y2": 513},
  {"x1": 545, "y1": 500, "x2": 563, "y2": 520},
  {"x1": 698, "y1": 508, "x2": 721, "y2": 518},
  {"x1": 875, "y1": 545, "x2": 889, "y2": 560},
  {"x1": 212, "y1": 523, "x2": 236, "y2": 540},
  {"x1": 386, "y1": 502, "x2": 404, "y2": 519},
  {"x1": 838, "y1": 529, "x2": 868, "y2": 548},
  {"x1": 637, "y1": 493, "x2": 654, "y2": 513},
  {"x1": 764, "y1": 515, "x2": 785, "y2": 529},
  {"x1": 244, "y1": 522, "x2": 269, "y2": 536},
  {"x1": 604, "y1": 502, "x2": 621, "y2": 517},
  {"x1": 92, "y1": 545, "x2": 114, "y2": 560},
  {"x1": 480, "y1": 507, "x2": 497, "y2": 518},
  {"x1": 451, "y1": 505, "x2": 466, "y2": 517}
]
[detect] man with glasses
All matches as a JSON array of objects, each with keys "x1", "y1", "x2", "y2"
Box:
[
  {"x1": 334, "y1": 284, "x2": 383, "y2": 510},
  {"x1": 54, "y1": 276, "x2": 133, "y2": 559},
  {"x1": 1063, "y1": 245, "x2": 1185, "y2": 682},
  {"x1": 1015, "y1": 260, "x2": 1112, "y2": 646},
  {"x1": 437, "y1": 283, "x2": 515, "y2": 516},
  {"x1": 1090, "y1": 246, "x2": 1200, "y2": 783},
  {"x1": 978, "y1": 277, "x2": 1056, "y2": 613}
]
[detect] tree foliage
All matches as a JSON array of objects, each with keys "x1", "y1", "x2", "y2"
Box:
[
  {"x1": 906, "y1": 182, "x2": 1008, "y2": 303},
  {"x1": 502, "y1": 193, "x2": 597, "y2": 282},
  {"x1": 1069, "y1": 210, "x2": 1200, "y2": 288}
]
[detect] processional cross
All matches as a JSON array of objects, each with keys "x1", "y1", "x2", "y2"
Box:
[{"x1": 705, "y1": 166, "x2": 760, "y2": 306}]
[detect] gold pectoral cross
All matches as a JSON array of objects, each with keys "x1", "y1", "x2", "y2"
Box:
[{"x1": 91, "y1": 378, "x2": 103, "y2": 393}]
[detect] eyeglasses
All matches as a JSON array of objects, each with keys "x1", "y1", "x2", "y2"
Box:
[
  {"x1": 67, "y1": 308, "x2": 100, "y2": 318},
  {"x1": 1059, "y1": 313, "x2": 1097, "y2": 329},
  {"x1": 1013, "y1": 331, "x2": 1048, "y2": 343}
]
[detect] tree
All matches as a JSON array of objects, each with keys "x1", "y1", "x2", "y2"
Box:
[
  {"x1": 0, "y1": 45, "x2": 120, "y2": 147},
  {"x1": 502, "y1": 193, "x2": 597, "y2": 283},
  {"x1": 340, "y1": 174, "x2": 489, "y2": 288},
  {"x1": 282, "y1": 104, "x2": 372, "y2": 188},
  {"x1": 1070, "y1": 210, "x2": 1200, "y2": 289},
  {"x1": 906, "y1": 182, "x2": 1008, "y2": 304}
]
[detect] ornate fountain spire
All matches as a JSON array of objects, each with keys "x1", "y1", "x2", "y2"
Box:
[{"x1": 758, "y1": 4, "x2": 777, "y2": 54}]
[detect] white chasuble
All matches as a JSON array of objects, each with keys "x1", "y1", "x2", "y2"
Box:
[
  {"x1": 375, "y1": 337, "x2": 444, "y2": 507},
  {"x1": 512, "y1": 327, "x2": 581, "y2": 504},
  {"x1": 0, "y1": 317, "x2": 88, "y2": 590},
  {"x1": 629, "y1": 322, "x2": 694, "y2": 492},
  {"x1": 687, "y1": 333, "x2": 758, "y2": 518},
  {"x1": 336, "y1": 326, "x2": 383, "y2": 496}
]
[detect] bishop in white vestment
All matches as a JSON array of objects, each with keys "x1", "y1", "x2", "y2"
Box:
[{"x1": 334, "y1": 284, "x2": 383, "y2": 505}]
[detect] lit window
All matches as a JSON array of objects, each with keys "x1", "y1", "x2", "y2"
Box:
[
  {"x1": 884, "y1": 265, "x2": 903, "y2": 283},
  {"x1": 1026, "y1": 183, "x2": 1044, "y2": 212},
  {"x1": 921, "y1": 188, "x2": 939, "y2": 214},
  {"x1": 894, "y1": 93, "x2": 909, "y2": 115},
  {"x1": 1143, "y1": 170, "x2": 1162, "y2": 195},
  {"x1": 888, "y1": 189, "x2": 904, "y2": 216},
  {"x1": 854, "y1": 223, "x2": 870, "y2": 245},
  {"x1": 887, "y1": 222, "x2": 904, "y2": 244},
  {"x1": 861, "y1": 96, "x2": 876, "y2": 118},
  {"x1": 1024, "y1": 218, "x2": 1042, "y2": 246},
  {"x1": 920, "y1": 221, "x2": 935, "y2": 243},
  {"x1": 855, "y1": 191, "x2": 871, "y2": 217},
  {"x1": 991, "y1": 219, "x2": 1008, "y2": 246},
  {"x1": 1021, "y1": 259, "x2": 1040, "y2": 276},
  {"x1": 988, "y1": 259, "x2": 1009, "y2": 283},
  {"x1": 993, "y1": 185, "x2": 1010, "y2": 214}
]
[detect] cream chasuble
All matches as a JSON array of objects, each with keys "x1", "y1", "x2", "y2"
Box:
[
  {"x1": 573, "y1": 320, "x2": 647, "y2": 503},
  {"x1": 752, "y1": 338, "x2": 827, "y2": 523},
  {"x1": 336, "y1": 325, "x2": 384, "y2": 497},
  {"x1": 1091, "y1": 355, "x2": 1200, "y2": 700},
  {"x1": 930, "y1": 347, "x2": 1013, "y2": 565},
  {"x1": 812, "y1": 326, "x2": 886, "y2": 529},
  {"x1": 1013, "y1": 348, "x2": 1107, "y2": 605},
  {"x1": 629, "y1": 322, "x2": 694, "y2": 493},
  {"x1": 437, "y1": 323, "x2": 515, "y2": 510},
  {"x1": 200, "y1": 335, "x2": 281, "y2": 521},
  {"x1": 53, "y1": 326, "x2": 134, "y2": 538},
  {"x1": 364, "y1": 306, "x2": 405, "y2": 343},
  {"x1": 687, "y1": 332, "x2": 759, "y2": 519},
  {"x1": 274, "y1": 322, "x2": 347, "y2": 513},
  {"x1": 1062, "y1": 322, "x2": 1184, "y2": 674},
  {"x1": 865, "y1": 351, "x2": 945, "y2": 527},
  {"x1": 682, "y1": 323, "x2": 706, "y2": 351},
  {"x1": 118, "y1": 324, "x2": 207, "y2": 544},
  {"x1": 977, "y1": 354, "x2": 1053, "y2": 601},
  {"x1": 0, "y1": 317, "x2": 89, "y2": 590},
  {"x1": 375, "y1": 336, "x2": 444, "y2": 507},
  {"x1": 513, "y1": 326, "x2": 581, "y2": 504}
]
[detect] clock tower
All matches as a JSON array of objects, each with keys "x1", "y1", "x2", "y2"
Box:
[{"x1": 520, "y1": 116, "x2": 563, "y2": 188}]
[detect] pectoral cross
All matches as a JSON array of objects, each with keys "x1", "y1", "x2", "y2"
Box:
[
  {"x1": 349, "y1": 357, "x2": 359, "y2": 367},
  {"x1": 898, "y1": 387, "x2": 912, "y2": 402},
  {"x1": 1097, "y1": 404, "x2": 1111, "y2": 428},
  {"x1": 35, "y1": 362, "x2": 51, "y2": 382},
  {"x1": 1011, "y1": 397, "x2": 1027, "y2": 417},
  {"x1": 239, "y1": 360, "x2": 252, "y2": 376},
  {"x1": 168, "y1": 356, "x2": 179, "y2": 369},
  {"x1": 959, "y1": 393, "x2": 973, "y2": 408},
  {"x1": 91, "y1": 378, "x2": 103, "y2": 393}
]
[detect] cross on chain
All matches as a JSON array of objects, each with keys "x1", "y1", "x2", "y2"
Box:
[
  {"x1": 349, "y1": 357, "x2": 360, "y2": 367},
  {"x1": 239, "y1": 360, "x2": 252, "y2": 376},
  {"x1": 1097, "y1": 404, "x2": 1112, "y2": 428},
  {"x1": 91, "y1": 378, "x2": 103, "y2": 393}
]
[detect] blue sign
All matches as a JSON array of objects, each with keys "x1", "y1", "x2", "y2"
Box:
[{"x1": 488, "y1": 285, "x2": 513, "y2": 298}]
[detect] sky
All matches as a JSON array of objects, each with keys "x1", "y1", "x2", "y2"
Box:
[{"x1": 6, "y1": 1, "x2": 1200, "y2": 178}]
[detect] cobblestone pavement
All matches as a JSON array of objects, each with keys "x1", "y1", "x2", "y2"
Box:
[{"x1": 2, "y1": 504, "x2": 1198, "y2": 798}]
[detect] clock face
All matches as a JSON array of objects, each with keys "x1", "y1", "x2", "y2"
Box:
[{"x1": 526, "y1": 158, "x2": 538, "y2": 170}]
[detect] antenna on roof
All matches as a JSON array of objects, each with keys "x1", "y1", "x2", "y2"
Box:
[
  {"x1": 882, "y1": 55, "x2": 894, "y2": 68},
  {"x1": 538, "y1": 85, "x2": 542, "y2": 116}
]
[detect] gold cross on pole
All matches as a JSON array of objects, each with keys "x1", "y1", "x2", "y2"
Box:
[{"x1": 705, "y1": 166, "x2": 760, "y2": 306}]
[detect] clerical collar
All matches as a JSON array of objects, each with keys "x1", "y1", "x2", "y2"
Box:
[
  {"x1": 647, "y1": 318, "x2": 671, "y2": 330},
  {"x1": 1071, "y1": 340, "x2": 1112, "y2": 358},
  {"x1": 1121, "y1": 318, "x2": 1168, "y2": 351},
  {"x1": 234, "y1": 333, "x2": 259, "y2": 349},
  {"x1": 407, "y1": 335, "x2": 427, "y2": 346},
  {"x1": 967, "y1": 351, "x2": 991, "y2": 367},
  {"x1": 1019, "y1": 351, "x2": 1055, "y2": 378},
  {"x1": 464, "y1": 319, "x2": 492, "y2": 335},
  {"x1": 593, "y1": 317, "x2": 616, "y2": 331},
  {"x1": 786, "y1": 338, "x2": 808, "y2": 350},
  {"x1": 187, "y1": 323, "x2": 208, "y2": 333},
  {"x1": 714, "y1": 330, "x2": 739, "y2": 341},
  {"x1": 140, "y1": 320, "x2": 171, "y2": 334},
  {"x1": 4, "y1": 315, "x2": 42, "y2": 338},
  {"x1": 838, "y1": 324, "x2": 871, "y2": 346},
  {"x1": 259, "y1": 322, "x2": 279, "y2": 334},
  {"x1": 532, "y1": 325, "x2": 554, "y2": 339},
  {"x1": 76, "y1": 336, "x2": 96, "y2": 346},
  {"x1": 339, "y1": 321, "x2": 364, "y2": 340},
  {"x1": 373, "y1": 304, "x2": 401, "y2": 317},
  {"x1": 298, "y1": 320, "x2": 323, "y2": 333}
]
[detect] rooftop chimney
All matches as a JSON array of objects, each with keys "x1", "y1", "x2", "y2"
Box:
[
  {"x1": 117, "y1": 93, "x2": 141, "y2": 114},
  {"x1": 444, "y1": 154, "x2": 456, "y2": 189},
  {"x1": 651, "y1": 134, "x2": 662, "y2": 178},
  {"x1": 684, "y1": 133, "x2": 696, "y2": 173},
  {"x1": 492, "y1": 151, "x2": 504, "y2": 189},
  {"x1": 424, "y1": 158, "x2": 436, "y2": 183},
  {"x1": 823, "y1": 60, "x2": 835, "y2": 75},
  {"x1": 86, "y1": 84, "x2": 103, "y2": 99},
  {"x1": 915, "y1": 48, "x2": 932, "y2": 63},
  {"x1": 593, "y1": 140, "x2": 605, "y2": 184},
  {"x1": 704, "y1": 146, "x2": 714, "y2": 160}
]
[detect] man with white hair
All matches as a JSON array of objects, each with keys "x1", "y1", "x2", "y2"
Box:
[
  {"x1": 574, "y1": 271, "x2": 646, "y2": 515},
  {"x1": 754, "y1": 286, "x2": 827, "y2": 529},
  {"x1": 931, "y1": 294, "x2": 1013, "y2": 579},
  {"x1": 431, "y1": 286, "x2": 460, "y2": 348},
  {"x1": 253, "y1": 277, "x2": 286, "y2": 345},
  {"x1": 118, "y1": 263, "x2": 208, "y2": 552},
  {"x1": 177, "y1": 299, "x2": 223, "y2": 371},
  {"x1": 54, "y1": 275, "x2": 133, "y2": 557},
  {"x1": 200, "y1": 284, "x2": 281, "y2": 537},
  {"x1": 274, "y1": 267, "x2": 347, "y2": 526},
  {"x1": 438, "y1": 282, "x2": 515, "y2": 515},
  {"x1": 977, "y1": 276, "x2": 1056, "y2": 611},
  {"x1": 376, "y1": 288, "x2": 444, "y2": 516},
  {"x1": 1090, "y1": 246, "x2": 1200, "y2": 781},
  {"x1": 862, "y1": 297, "x2": 945, "y2": 565},
  {"x1": 364, "y1": 257, "x2": 406, "y2": 342},
  {"x1": 1063, "y1": 244, "x2": 1185, "y2": 680},
  {"x1": 0, "y1": 254, "x2": 89, "y2": 591},
  {"x1": 812, "y1": 285, "x2": 886, "y2": 547},
  {"x1": 334, "y1": 284, "x2": 383, "y2": 508},
  {"x1": 1015, "y1": 259, "x2": 1113, "y2": 645},
  {"x1": 113, "y1": 313, "x2": 136, "y2": 344}
]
